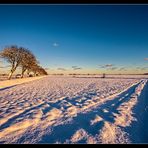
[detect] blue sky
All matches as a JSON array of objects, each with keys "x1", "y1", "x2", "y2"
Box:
[{"x1": 0, "y1": 5, "x2": 148, "y2": 74}]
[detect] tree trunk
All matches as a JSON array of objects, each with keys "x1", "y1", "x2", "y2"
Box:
[
  {"x1": 34, "y1": 71, "x2": 37, "y2": 77},
  {"x1": 21, "y1": 71, "x2": 24, "y2": 78},
  {"x1": 21, "y1": 68, "x2": 26, "y2": 78},
  {"x1": 7, "y1": 61, "x2": 20, "y2": 80},
  {"x1": 8, "y1": 71, "x2": 13, "y2": 80},
  {"x1": 8, "y1": 65, "x2": 17, "y2": 80},
  {"x1": 8, "y1": 68, "x2": 15, "y2": 80}
]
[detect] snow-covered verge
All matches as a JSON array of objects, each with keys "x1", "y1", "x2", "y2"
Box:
[
  {"x1": 0, "y1": 76, "x2": 46, "y2": 89},
  {"x1": 0, "y1": 76, "x2": 147, "y2": 144}
]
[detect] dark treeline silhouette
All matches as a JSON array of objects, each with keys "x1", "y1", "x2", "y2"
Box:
[{"x1": 0, "y1": 45, "x2": 48, "y2": 80}]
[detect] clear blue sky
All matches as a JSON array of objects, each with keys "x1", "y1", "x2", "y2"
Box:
[{"x1": 0, "y1": 5, "x2": 148, "y2": 74}]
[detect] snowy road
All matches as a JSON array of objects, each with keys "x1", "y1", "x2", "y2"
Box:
[{"x1": 0, "y1": 76, "x2": 147, "y2": 144}]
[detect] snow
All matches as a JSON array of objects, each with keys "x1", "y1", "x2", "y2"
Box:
[
  {"x1": 71, "y1": 128, "x2": 88, "y2": 143},
  {"x1": 90, "y1": 115, "x2": 103, "y2": 125},
  {"x1": 114, "y1": 80, "x2": 147, "y2": 127},
  {"x1": 0, "y1": 76, "x2": 46, "y2": 89},
  {"x1": 98, "y1": 121, "x2": 130, "y2": 144},
  {"x1": 0, "y1": 76, "x2": 147, "y2": 144}
]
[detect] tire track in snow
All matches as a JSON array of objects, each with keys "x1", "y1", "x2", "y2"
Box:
[
  {"x1": 98, "y1": 80, "x2": 147, "y2": 144},
  {"x1": 38, "y1": 80, "x2": 144, "y2": 144},
  {"x1": 0, "y1": 77, "x2": 143, "y2": 143}
]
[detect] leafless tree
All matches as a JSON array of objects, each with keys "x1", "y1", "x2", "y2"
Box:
[
  {"x1": 28, "y1": 63, "x2": 39, "y2": 76},
  {"x1": 0, "y1": 45, "x2": 23, "y2": 79},
  {"x1": 19, "y1": 47, "x2": 38, "y2": 78},
  {"x1": 36, "y1": 66, "x2": 48, "y2": 75},
  {"x1": 29, "y1": 64, "x2": 48, "y2": 76},
  {"x1": 0, "y1": 45, "x2": 48, "y2": 79}
]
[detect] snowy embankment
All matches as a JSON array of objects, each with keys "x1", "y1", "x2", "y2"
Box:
[
  {"x1": 0, "y1": 76, "x2": 46, "y2": 89},
  {"x1": 0, "y1": 76, "x2": 147, "y2": 144}
]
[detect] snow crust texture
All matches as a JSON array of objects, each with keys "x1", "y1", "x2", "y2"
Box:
[{"x1": 0, "y1": 76, "x2": 147, "y2": 144}]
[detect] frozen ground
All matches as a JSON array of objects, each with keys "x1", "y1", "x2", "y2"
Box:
[
  {"x1": 0, "y1": 76, "x2": 46, "y2": 89},
  {"x1": 0, "y1": 76, "x2": 147, "y2": 144}
]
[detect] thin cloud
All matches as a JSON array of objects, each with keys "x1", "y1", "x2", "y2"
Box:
[
  {"x1": 140, "y1": 67, "x2": 147, "y2": 70},
  {"x1": 72, "y1": 66, "x2": 77, "y2": 69},
  {"x1": 53, "y1": 42, "x2": 59, "y2": 47},
  {"x1": 135, "y1": 67, "x2": 148, "y2": 70},
  {"x1": 72, "y1": 66, "x2": 82, "y2": 70},
  {"x1": 144, "y1": 58, "x2": 148, "y2": 61},
  {"x1": 73, "y1": 67, "x2": 82, "y2": 70},
  {"x1": 105, "y1": 64, "x2": 114, "y2": 67},
  {"x1": 57, "y1": 68, "x2": 67, "y2": 71},
  {"x1": 98, "y1": 65, "x2": 105, "y2": 69},
  {"x1": 119, "y1": 67, "x2": 127, "y2": 71},
  {"x1": 101, "y1": 64, "x2": 117, "y2": 71},
  {"x1": 140, "y1": 67, "x2": 148, "y2": 70},
  {"x1": 110, "y1": 67, "x2": 118, "y2": 70},
  {"x1": 99, "y1": 64, "x2": 114, "y2": 69},
  {"x1": 100, "y1": 66, "x2": 105, "y2": 69},
  {"x1": 106, "y1": 67, "x2": 117, "y2": 71}
]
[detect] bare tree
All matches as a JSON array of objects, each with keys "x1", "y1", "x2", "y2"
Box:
[
  {"x1": 0, "y1": 45, "x2": 48, "y2": 79},
  {"x1": 27, "y1": 63, "x2": 39, "y2": 76},
  {"x1": 36, "y1": 66, "x2": 48, "y2": 75},
  {"x1": 0, "y1": 45, "x2": 23, "y2": 79},
  {"x1": 28, "y1": 64, "x2": 48, "y2": 76},
  {"x1": 19, "y1": 47, "x2": 37, "y2": 78}
]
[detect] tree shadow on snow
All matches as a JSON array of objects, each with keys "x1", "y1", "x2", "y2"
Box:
[{"x1": 0, "y1": 85, "x2": 17, "y2": 91}]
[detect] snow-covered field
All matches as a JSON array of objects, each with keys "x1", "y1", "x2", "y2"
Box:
[{"x1": 0, "y1": 76, "x2": 147, "y2": 144}]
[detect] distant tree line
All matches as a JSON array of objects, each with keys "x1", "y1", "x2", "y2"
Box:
[{"x1": 0, "y1": 45, "x2": 48, "y2": 80}]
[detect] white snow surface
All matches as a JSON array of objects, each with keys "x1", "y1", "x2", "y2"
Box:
[{"x1": 0, "y1": 76, "x2": 147, "y2": 144}]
